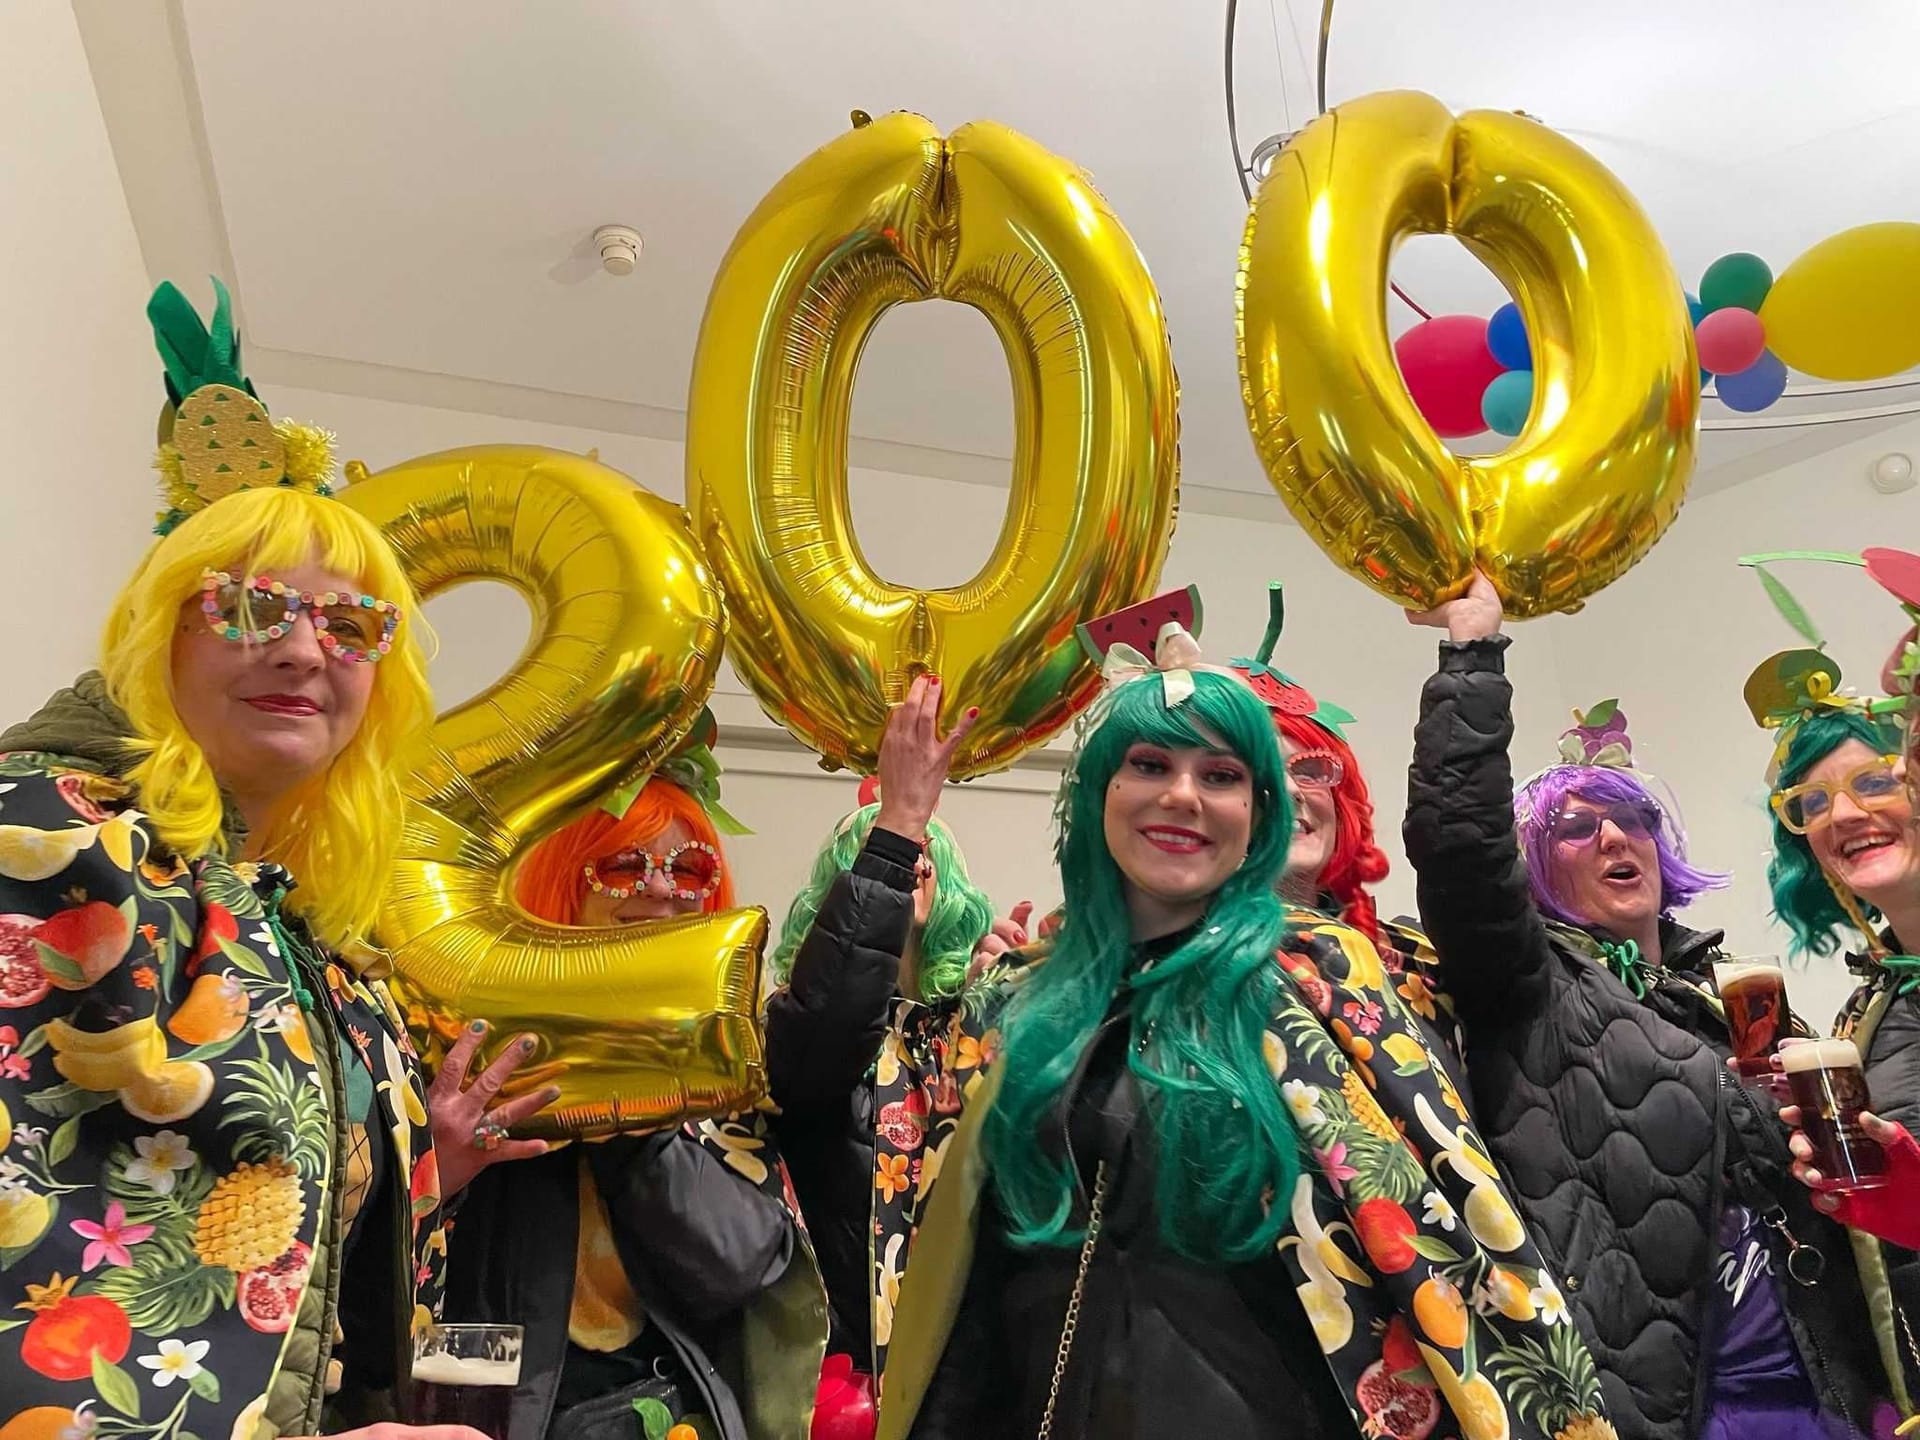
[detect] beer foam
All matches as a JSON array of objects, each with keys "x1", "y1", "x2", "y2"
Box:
[
  {"x1": 1779, "y1": 1037, "x2": 1862, "y2": 1073},
  {"x1": 411, "y1": 1353, "x2": 521, "y2": 1388},
  {"x1": 1717, "y1": 960, "x2": 1784, "y2": 980}
]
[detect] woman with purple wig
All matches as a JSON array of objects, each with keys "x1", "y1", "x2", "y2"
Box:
[{"x1": 1398, "y1": 574, "x2": 1897, "y2": 1440}]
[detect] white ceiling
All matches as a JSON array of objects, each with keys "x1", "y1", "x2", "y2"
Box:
[{"x1": 79, "y1": 1, "x2": 1920, "y2": 508}]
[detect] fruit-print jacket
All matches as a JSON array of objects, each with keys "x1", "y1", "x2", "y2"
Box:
[
  {"x1": 781, "y1": 874, "x2": 1621, "y2": 1440},
  {"x1": 0, "y1": 675, "x2": 447, "y2": 1440}
]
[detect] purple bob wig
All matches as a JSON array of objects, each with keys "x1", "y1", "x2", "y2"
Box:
[{"x1": 1514, "y1": 764, "x2": 1730, "y2": 926}]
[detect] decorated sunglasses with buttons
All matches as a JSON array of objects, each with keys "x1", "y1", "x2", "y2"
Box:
[{"x1": 199, "y1": 569, "x2": 401, "y2": 663}]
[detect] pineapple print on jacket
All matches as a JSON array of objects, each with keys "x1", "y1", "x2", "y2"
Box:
[{"x1": 0, "y1": 743, "x2": 445, "y2": 1439}]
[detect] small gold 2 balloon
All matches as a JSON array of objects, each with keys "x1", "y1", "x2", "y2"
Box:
[
  {"x1": 686, "y1": 110, "x2": 1180, "y2": 777},
  {"x1": 1237, "y1": 90, "x2": 1699, "y2": 617},
  {"x1": 339, "y1": 447, "x2": 766, "y2": 1138}
]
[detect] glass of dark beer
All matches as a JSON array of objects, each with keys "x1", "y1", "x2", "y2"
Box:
[
  {"x1": 1714, "y1": 957, "x2": 1793, "y2": 1080},
  {"x1": 412, "y1": 1323, "x2": 522, "y2": 1438},
  {"x1": 1782, "y1": 1038, "x2": 1889, "y2": 1191}
]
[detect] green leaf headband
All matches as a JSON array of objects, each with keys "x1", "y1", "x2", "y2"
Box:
[
  {"x1": 599, "y1": 706, "x2": 750, "y2": 836},
  {"x1": 1738, "y1": 550, "x2": 1913, "y2": 783}
]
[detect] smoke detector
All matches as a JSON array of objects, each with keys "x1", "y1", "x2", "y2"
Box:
[
  {"x1": 1871, "y1": 452, "x2": 1916, "y2": 495},
  {"x1": 593, "y1": 225, "x2": 643, "y2": 277}
]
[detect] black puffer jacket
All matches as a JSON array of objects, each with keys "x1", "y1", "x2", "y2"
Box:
[
  {"x1": 764, "y1": 824, "x2": 923, "y2": 1367},
  {"x1": 442, "y1": 1135, "x2": 797, "y2": 1440},
  {"x1": 1405, "y1": 636, "x2": 1899, "y2": 1440}
]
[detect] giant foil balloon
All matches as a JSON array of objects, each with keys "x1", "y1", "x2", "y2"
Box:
[
  {"x1": 1237, "y1": 90, "x2": 1699, "y2": 617},
  {"x1": 339, "y1": 447, "x2": 766, "y2": 1138},
  {"x1": 686, "y1": 111, "x2": 1180, "y2": 777}
]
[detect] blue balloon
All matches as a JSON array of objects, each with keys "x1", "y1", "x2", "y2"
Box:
[
  {"x1": 1687, "y1": 292, "x2": 1708, "y2": 328},
  {"x1": 1487, "y1": 302, "x2": 1531, "y2": 371},
  {"x1": 1716, "y1": 349, "x2": 1788, "y2": 413},
  {"x1": 1481, "y1": 369, "x2": 1533, "y2": 436}
]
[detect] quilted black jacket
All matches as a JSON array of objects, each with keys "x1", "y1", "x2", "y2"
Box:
[
  {"x1": 763, "y1": 823, "x2": 923, "y2": 1369},
  {"x1": 1404, "y1": 637, "x2": 1897, "y2": 1440}
]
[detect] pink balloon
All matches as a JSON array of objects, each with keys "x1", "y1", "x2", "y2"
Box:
[
  {"x1": 1696, "y1": 307, "x2": 1768, "y2": 375},
  {"x1": 1394, "y1": 315, "x2": 1504, "y2": 438}
]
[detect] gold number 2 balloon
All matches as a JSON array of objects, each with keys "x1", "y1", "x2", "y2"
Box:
[
  {"x1": 339, "y1": 446, "x2": 766, "y2": 1138},
  {"x1": 1238, "y1": 90, "x2": 1699, "y2": 617},
  {"x1": 686, "y1": 111, "x2": 1180, "y2": 778}
]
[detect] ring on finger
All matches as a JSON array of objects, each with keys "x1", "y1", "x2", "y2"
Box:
[{"x1": 473, "y1": 1120, "x2": 509, "y2": 1152}]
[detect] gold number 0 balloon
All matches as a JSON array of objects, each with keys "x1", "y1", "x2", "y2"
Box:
[
  {"x1": 686, "y1": 111, "x2": 1180, "y2": 777},
  {"x1": 1237, "y1": 90, "x2": 1699, "y2": 617},
  {"x1": 339, "y1": 447, "x2": 766, "y2": 1138}
]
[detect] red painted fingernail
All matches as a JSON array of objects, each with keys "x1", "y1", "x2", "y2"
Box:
[{"x1": 967, "y1": 706, "x2": 979, "y2": 718}]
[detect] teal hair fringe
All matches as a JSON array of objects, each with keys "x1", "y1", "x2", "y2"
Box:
[
  {"x1": 1768, "y1": 707, "x2": 1905, "y2": 957},
  {"x1": 984, "y1": 668, "x2": 1301, "y2": 1264}
]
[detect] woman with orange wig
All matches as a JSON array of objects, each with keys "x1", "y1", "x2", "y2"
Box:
[{"x1": 440, "y1": 721, "x2": 823, "y2": 1440}]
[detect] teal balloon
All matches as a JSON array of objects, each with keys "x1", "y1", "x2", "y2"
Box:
[
  {"x1": 1481, "y1": 369, "x2": 1533, "y2": 436},
  {"x1": 1700, "y1": 252, "x2": 1773, "y2": 314},
  {"x1": 1687, "y1": 294, "x2": 1709, "y2": 387}
]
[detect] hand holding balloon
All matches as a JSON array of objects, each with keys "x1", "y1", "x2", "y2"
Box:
[
  {"x1": 429, "y1": 1018, "x2": 561, "y2": 1197},
  {"x1": 1407, "y1": 572, "x2": 1505, "y2": 644},
  {"x1": 873, "y1": 675, "x2": 979, "y2": 845}
]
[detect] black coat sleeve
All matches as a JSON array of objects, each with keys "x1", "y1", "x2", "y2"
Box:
[
  {"x1": 1402, "y1": 635, "x2": 1557, "y2": 1026},
  {"x1": 1864, "y1": 990, "x2": 1920, "y2": 1139},
  {"x1": 763, "y1": 825, "x2": 921, "y2": 1114},
  {"x1": 587, "y1": 1130, "x2": 795, "y2": 1327}
]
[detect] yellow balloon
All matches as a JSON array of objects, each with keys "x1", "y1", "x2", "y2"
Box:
[
  {"x1": 339, "y1": 447, "x2": 767, "y2": 1138},
  {"x1": 1761, "y1": 222, "x2": 1920, "y2": 382},
  {"x1": 1237, "y1": 90, "x2": 1699, "y2": 618},
  {"x1": 686, "y1": 111, "x2": 1180, "y2": 777}
]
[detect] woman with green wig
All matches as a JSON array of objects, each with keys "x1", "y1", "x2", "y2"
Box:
[
  {"x1": 856, "y1": 606, "x2": 1613, "y2": 1440},
  {"x1": 762, "y1": 675, "x2": 1005, "y2": 1420}
]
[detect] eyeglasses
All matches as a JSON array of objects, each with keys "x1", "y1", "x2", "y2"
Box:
[
  {"x1": 583, "y1": 841, "x2": 723, "y2": 902},
  {"x1": 1771, "y1": 756, "x2": 1905, "y2": 835},
  {"x1": 1286, "y1": 750, "x2": 1344, "y2": 788},
  {"x1": 1547, "y1": 800, "x2": 1663, "y2": 846},
  {"x1": 199, "y1": 570, "x2": 401, "y2": 664}
]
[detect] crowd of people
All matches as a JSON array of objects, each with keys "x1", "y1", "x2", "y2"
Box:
[{"x1": 4, "y1": 287, "x2": 1920, "y2": 1440}]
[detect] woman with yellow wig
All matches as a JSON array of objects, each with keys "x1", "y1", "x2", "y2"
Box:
[{"x1": 0, "y1": 282, "x2": 544, "y2": 1440}]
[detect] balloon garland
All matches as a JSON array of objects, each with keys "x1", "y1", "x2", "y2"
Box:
[{"x1": 1396, "y1": 220, "x2": 1920, "y2": 435}]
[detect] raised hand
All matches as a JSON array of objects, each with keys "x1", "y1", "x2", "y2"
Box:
[
  {"x1": 428, "y1": 1019, "x2": 562, "y2": 1197},
  {"x1": 967, "y1": 900, "x2": 1034, "y2": 985},
  {"x1": 873, "y1": 675, "x2": 979, "y2": 845},
  {"x1": 1407, "y1": 570, "x2": 1504, "y2": 644}
]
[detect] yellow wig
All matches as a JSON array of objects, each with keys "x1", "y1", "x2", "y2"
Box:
[{"x1": 100, "y1": 487, "x2": 434, "y2": 947}]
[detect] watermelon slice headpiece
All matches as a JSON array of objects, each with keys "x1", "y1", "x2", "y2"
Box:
[{"x1": 1228, "y1": 583, "x2": 1357, "y2": 741}]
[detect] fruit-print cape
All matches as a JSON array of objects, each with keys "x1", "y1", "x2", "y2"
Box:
[
  {"x1": 870, "y1": 907, "x2": 1619, "y2": 1440},
  {"x1": 0, "y1": 750, "x2": 445, "y2": 1440}
]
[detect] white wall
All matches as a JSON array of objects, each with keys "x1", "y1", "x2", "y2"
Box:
[{"x1": 0, "y1": 5, "x2": 166, "y2": 713}]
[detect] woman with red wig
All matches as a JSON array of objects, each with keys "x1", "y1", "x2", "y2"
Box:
[
  {"x1": 439, "y1": 716, "x2": 824, "y2": 1440},
  {"x1": 1229, "y1": 583, "x2": 1397, "y2": 950}
]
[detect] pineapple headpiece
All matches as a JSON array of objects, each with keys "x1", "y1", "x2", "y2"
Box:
[
  {"x1": 1228, "y1": 582, "x2": 1358, "y2": 740},
  {"x1": 148, "y1": 278, "x2": 337, "y2": 535},
  {"x1": 1737, "y1": 550, "x2": 1916, "y2": 784}
]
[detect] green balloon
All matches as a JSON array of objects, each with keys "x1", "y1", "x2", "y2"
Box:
[{"x1": 1700, "y1": 251, "x2": 1774, "y2": 314}]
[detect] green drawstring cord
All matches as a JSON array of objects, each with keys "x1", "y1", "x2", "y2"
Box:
[
  {"x1": 1599, "y1": 938, "x2": 1649, "y2": 999},
  {"x1": 264, "y1": 884, "x2": 315, "y2": 1012},
  {"x1": 1877, "y1": 953, "x2": 1920, "y2": 998}
]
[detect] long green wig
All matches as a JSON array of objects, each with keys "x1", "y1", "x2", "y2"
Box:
[
  {"x1": 1768, "y1": 708, "x2": 1904, "y2": 956},
  {"x1": 985, "y1": 668, "x2": 1300, "y2": 1263},
  {"x1": 769, "y1": 803, "x2": 994, "y2": 1002}
]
